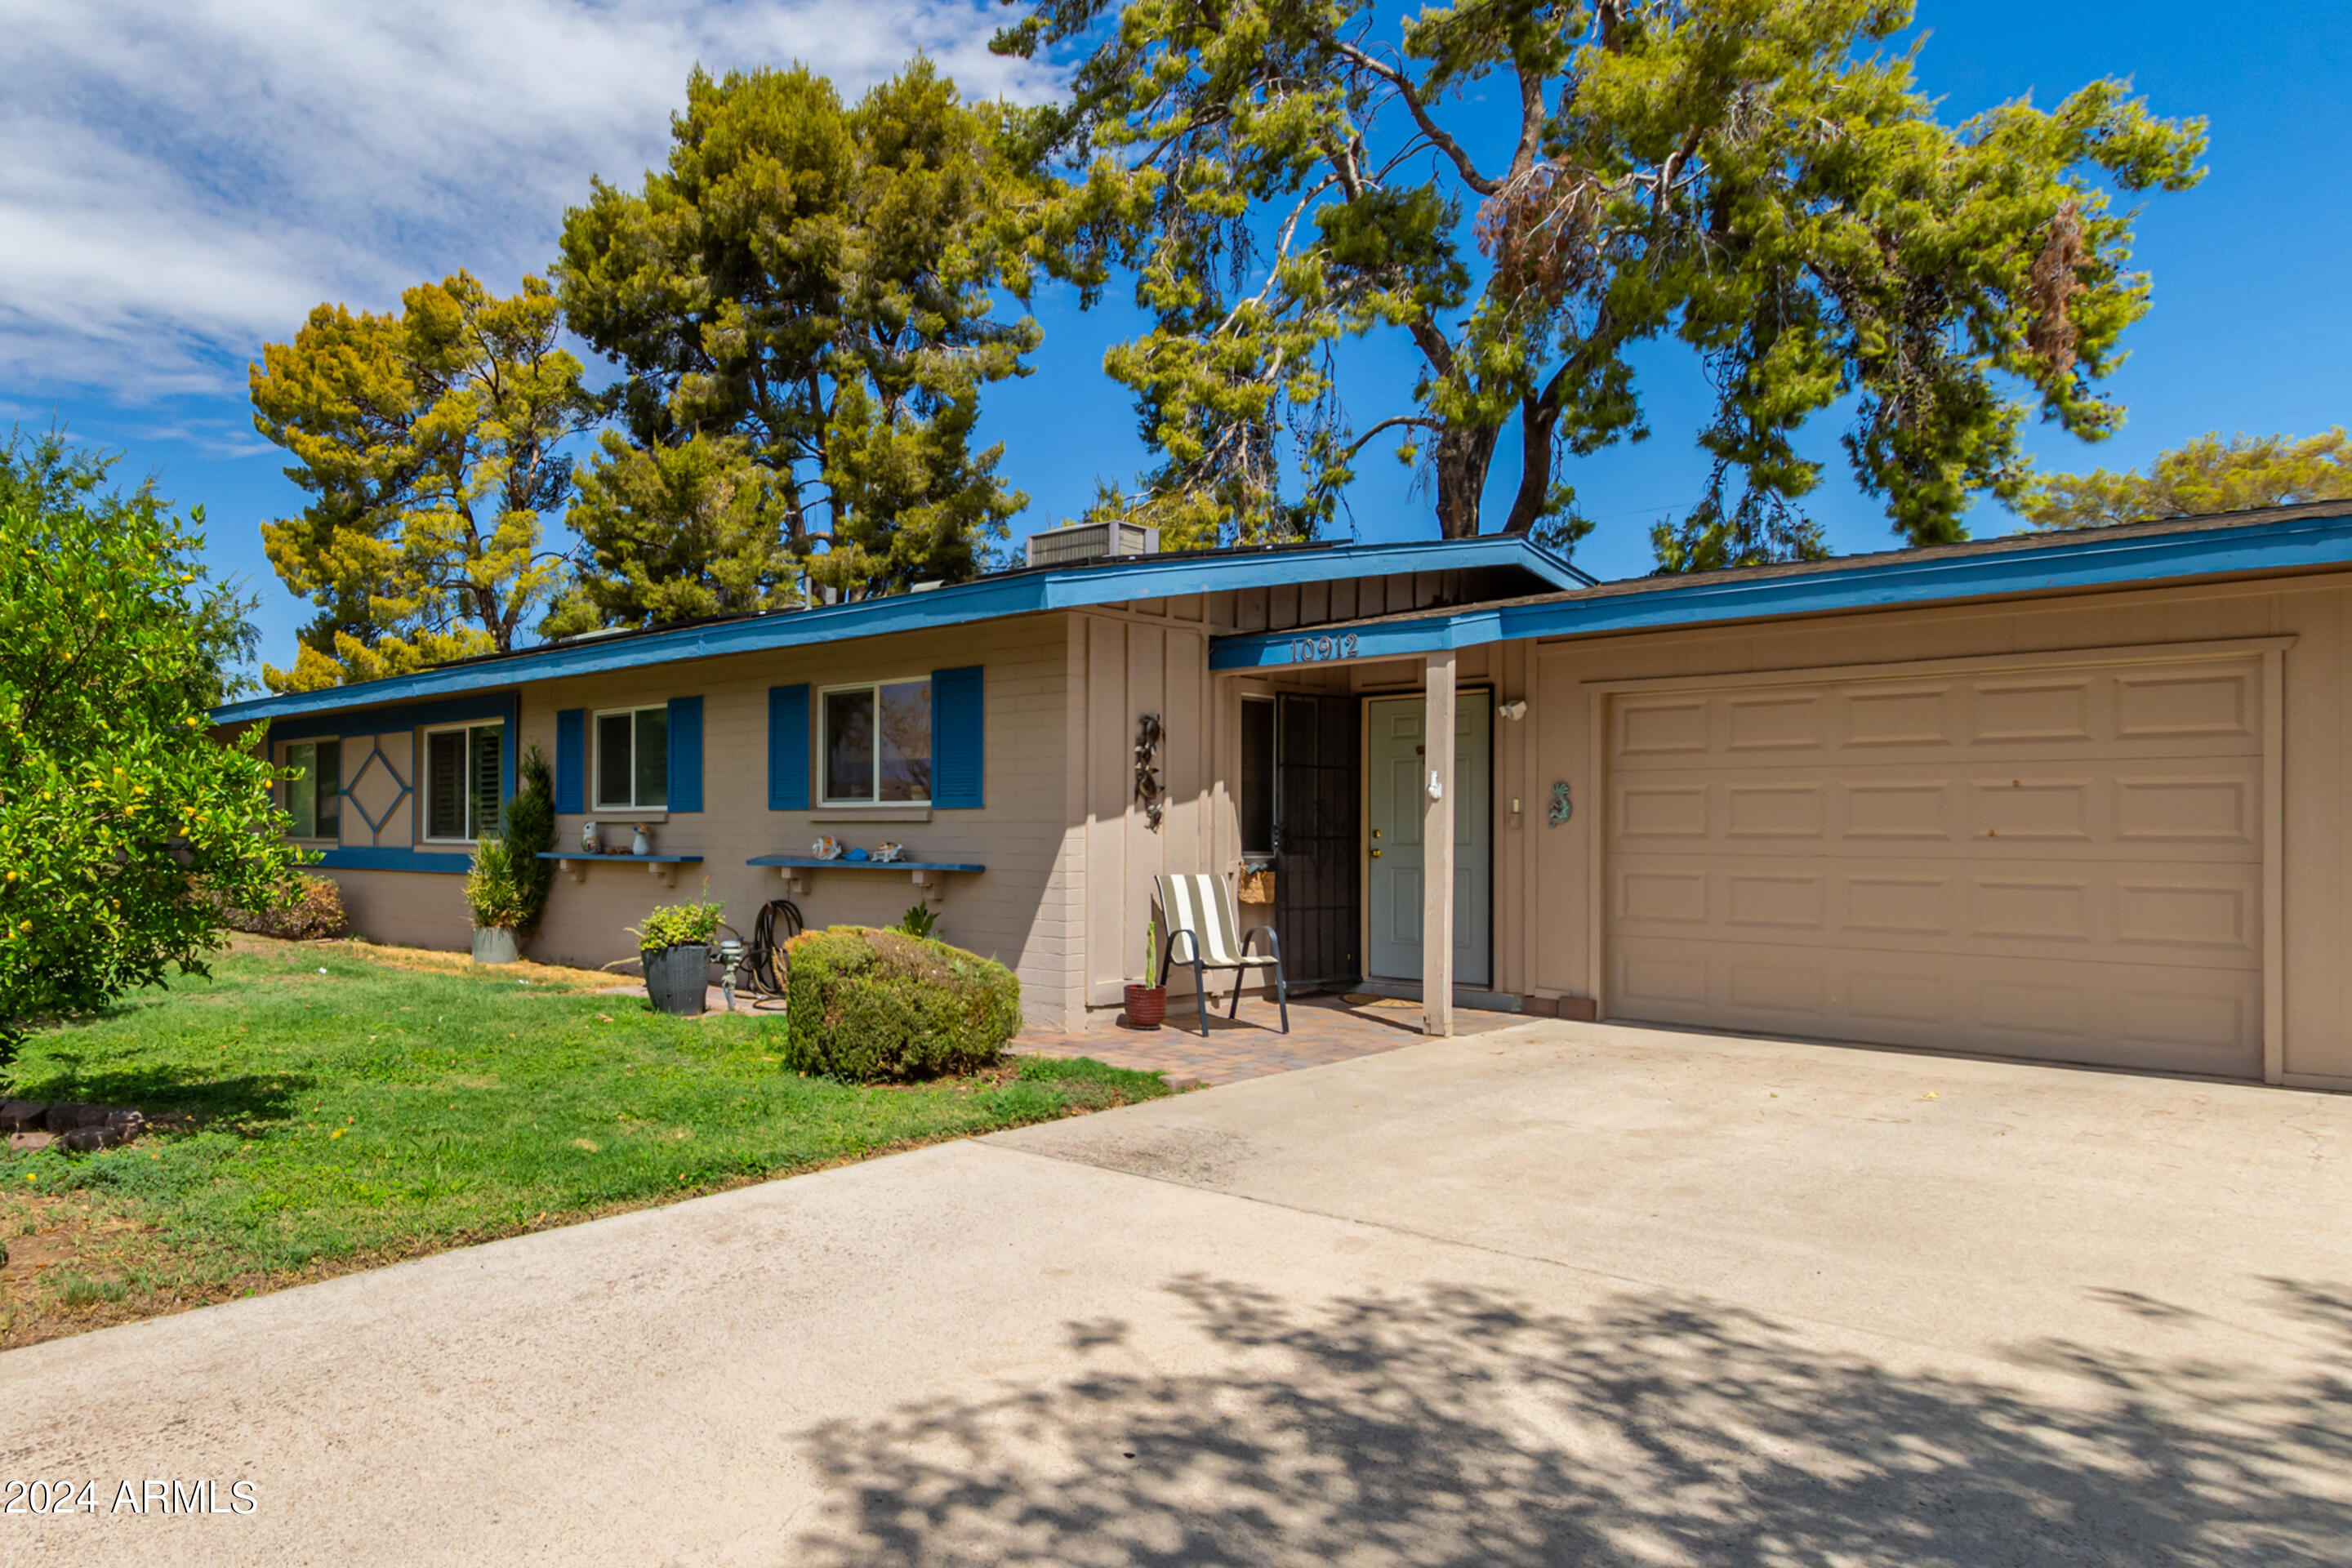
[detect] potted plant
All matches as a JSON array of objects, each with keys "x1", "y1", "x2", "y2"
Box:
[
  {"x1": 1124, "y1": 917, "x2": 1166, "y2": 1029},
  {"x1": 629, "y1": 895, "x2": 724, "y2": 1017},
  {"x1": 464, "y1": 835, "x2": 527, "y2": 964}
]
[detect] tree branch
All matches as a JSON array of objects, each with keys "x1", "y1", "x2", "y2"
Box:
[
  {"x1": 1330, "y1": 41, "x2": 1499, "y2": 196},
  {"x1": 1511, "y1": 58, "x2": 1546, "y2": 181},
  {"x1": 1342, "y1": 413, "x2": 1441, "y2": 459}
]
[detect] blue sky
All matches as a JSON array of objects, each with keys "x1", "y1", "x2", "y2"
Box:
[{"x1": 9, "y1": 2, "x2": 2347, "y2": 674}]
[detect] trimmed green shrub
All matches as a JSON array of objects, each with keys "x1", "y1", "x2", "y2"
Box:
[
  {"x1": 783, "y1": 925, "x2": 1020, "y2": 1082},
  {"x1": 629, "y1": 896, "x2": 724, "y2": 951}
]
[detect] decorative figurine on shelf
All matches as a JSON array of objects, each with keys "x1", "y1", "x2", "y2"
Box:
[
  {"x1": 812, "y1": 835, "x2": 842, "y2": 860},
  {"x1": 581, "y1": 822, "x2": 600, "y2": 854},
  {"x1": 874, "y1": 841, "x2": 904, "y2": 863},
  {"x1": 844, "y1": 846, "x2": 871, "y2": 862},
  {"x1": 631, "y1": 825, "x2": 653, "y2": 856}
]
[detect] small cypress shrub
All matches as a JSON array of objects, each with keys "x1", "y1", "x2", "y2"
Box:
[
  {"x1": 503, "y1": 743, "x2": 559, "y2": 938},
  {"x1": 783, "y1": 926, "x2": 1020, "y2": 1082}
]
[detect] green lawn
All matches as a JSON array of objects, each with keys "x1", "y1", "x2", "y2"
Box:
[{"x1": 0, "y1": 938, "x2": 1166, "y2": 1345}]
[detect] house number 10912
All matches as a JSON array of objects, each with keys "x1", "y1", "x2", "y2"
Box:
[{"x1": 1289, "y1": 633, "x2": 1360, "y2": 662}]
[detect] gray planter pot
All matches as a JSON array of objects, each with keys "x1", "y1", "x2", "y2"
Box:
[
  {"x1": 644, "y1": 944, "x2": 709, "y2": 1016},
  {"x1": 471, "y1": 926, "x2": 520, "y2": 965}
]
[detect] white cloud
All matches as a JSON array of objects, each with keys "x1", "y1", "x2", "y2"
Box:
[{"x1": 0, "y1": 0, "x2": 1055, "y2": 396}]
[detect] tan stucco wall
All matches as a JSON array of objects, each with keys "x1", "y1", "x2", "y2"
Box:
[
  {"x1": 1071, "y1": 604, "x2": 1217, "y2": 1010},
  {"x1": 286, "y1": 617, "x2": 1078, "y2": 1029},
  {"x1": 1505, "y1": 570, "x2": 2352, "y2": 1089},
  {"x1": 530, "y1": 616, "x2": 1079, "y2": 1027},
  {"x1": 263, "y1": 562, "x2": 1487, "y2": 1033},
  {"x1": 324, "y1": 865, "x2": 470, "y2": 947}
]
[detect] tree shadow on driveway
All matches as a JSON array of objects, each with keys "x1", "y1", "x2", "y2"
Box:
[{"x1": 797, "y1": 1275, "x2": 2351, "y2": 1566}]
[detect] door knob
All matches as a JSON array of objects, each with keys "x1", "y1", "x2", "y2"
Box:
[{"x1": 1370, "y1": 848, "x2": 1383, "y2": 858}]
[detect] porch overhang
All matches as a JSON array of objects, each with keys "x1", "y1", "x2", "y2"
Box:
[{"x1": 1207, "y1": 506, "x2": 2352, "y2": 672}]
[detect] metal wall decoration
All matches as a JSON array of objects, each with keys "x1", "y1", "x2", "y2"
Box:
[
  {"x1": 1548, "y1": 781, "x2": 1573, "y2": 826},
  {"x1": 1134, "y1": 712, "x2": 1165, "y2": 831}
]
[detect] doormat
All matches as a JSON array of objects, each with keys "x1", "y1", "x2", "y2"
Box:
[{"x1": 1343, "y1": 992, "x2": 1421, "y2": 1009}]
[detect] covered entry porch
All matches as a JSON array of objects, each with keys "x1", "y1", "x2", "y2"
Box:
[{"x1": 1217, "y1": 643, "x2": 1527, "y2": 1038}]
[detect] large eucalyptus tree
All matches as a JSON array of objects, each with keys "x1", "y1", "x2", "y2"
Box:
[{"x1": 998, "y1": 0, "x2": 2206, "y2": 565}]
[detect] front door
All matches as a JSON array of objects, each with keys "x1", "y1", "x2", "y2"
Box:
[
  {"x1": 1365, "y1": 693, "x2": 1491, "y2": 987},
  {"x1": 1274, "y1": 693, "x2": 1361, "y2": 987}
]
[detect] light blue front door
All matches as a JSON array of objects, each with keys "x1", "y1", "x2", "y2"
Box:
[{"x1": 1365, "y1": 693, "x2": 1491, "y2": 987}]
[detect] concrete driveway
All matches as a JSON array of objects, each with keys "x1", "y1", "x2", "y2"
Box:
[{"x1": 3, "y1": 1020, "x2": 2348, "y2": 1565}]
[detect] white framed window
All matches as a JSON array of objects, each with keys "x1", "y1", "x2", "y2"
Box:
[
  {"x1": 595, "y1": 706, "x2": 669, "y2": 811},
  {"x1": 821, "y1": 679, "x2": 931, "y2": 804},
  {"x1": 285, "y1": 740, "x2": 341, "y2": 841},
  {"x1": 423, "y1": 723, "x2": 504, "y2": 842}
]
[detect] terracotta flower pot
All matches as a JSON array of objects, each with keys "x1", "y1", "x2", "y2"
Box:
[{"x1": 1122, "y1": 983, "x2": 1167, "y2": 1030}]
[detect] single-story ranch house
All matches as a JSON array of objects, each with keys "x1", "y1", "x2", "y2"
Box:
[{"x1": 214, "y1": 503, "x2": 2352, "y2": 1091}]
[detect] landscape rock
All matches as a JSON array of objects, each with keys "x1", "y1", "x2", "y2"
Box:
[
  {"x1": 42, "y1": 1104, "x2": 115, "y2": 1132},
  {"x1": 58, "y1": 1126, "x2": 122, "y2": 1153},
  {"x1": 8, "y1": 1132, "x2": 54, "y2": 1152},
  {"x1": 0, "y1": 1102, "x2": 47, "y2": 1133},
  {"x1": 105, "y1": 1110, "x2": 147, "y2": 1141}
]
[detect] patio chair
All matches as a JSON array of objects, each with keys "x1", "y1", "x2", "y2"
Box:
[{"x1": 1154, "y1": 872, "x2": 1289, "y2": 1037}]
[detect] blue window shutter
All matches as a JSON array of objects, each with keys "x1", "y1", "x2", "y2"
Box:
[
  {"x1": 555, "y1": 709, "x2": 585, "y2": 814},
  {"x1": 768, "y1": 684, "x2": 810, "y2": 810},
  {"x1": 666, "y1": 696, "x2": 704, "y2": 813},
  {"x1": 931, "y1": 665, "x2": 984, "y2": 809}
]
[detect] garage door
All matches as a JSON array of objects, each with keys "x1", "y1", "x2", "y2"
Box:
[{"x1": 1606, "y1": 654, "x2": 2265, "y2": 1077}]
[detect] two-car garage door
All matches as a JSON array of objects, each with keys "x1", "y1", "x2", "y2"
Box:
[{"x1": 1606, "y1": 653, "x2": 2268, "y2": 1078}]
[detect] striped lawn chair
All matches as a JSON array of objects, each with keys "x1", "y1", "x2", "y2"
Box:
[{"x1": 1154, "y1": 872, "x2": 1290, "y2": 1037}]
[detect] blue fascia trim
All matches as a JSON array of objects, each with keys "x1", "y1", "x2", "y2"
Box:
[
  {"x1": 312, "y1": 847, "x2": 473, "y2": 875},
  {"x1": 533, "y1": 853, "x2": 706, "y2": 864},
  {"x1": 1209, "y1": 513, "x2": 2352, "y2": 670},
  {"x1": 213, "y1": 538, "x2": 1586, "y2": 726},
  {"x1": 264, "y1": 691, "x2": 519, "y2": 742},
  {"x1": 747, "y1": 855, "x2": 986, "y2": 872}
]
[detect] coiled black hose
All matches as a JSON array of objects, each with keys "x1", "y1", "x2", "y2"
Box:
[{"x1": 746, "y1": 898, "x2": 804, "y2": 997}]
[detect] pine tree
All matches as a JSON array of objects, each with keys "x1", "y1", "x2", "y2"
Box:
[
  {"x1": 250, "y1": 272, "x2": 592, "y2": 689},
  {"x1": 555, "y1": 59, "x2": 1043, "y2": 621}
]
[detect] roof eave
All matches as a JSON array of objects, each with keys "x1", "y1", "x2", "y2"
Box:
[
  {"x1": 213, "y1": 534, "x2": 1584, "y2": 726},
  {"x1": 1208, "y1": 510, "x2": 2352, "y2": 670}
]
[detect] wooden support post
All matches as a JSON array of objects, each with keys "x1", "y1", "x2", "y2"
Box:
[{"x1": 1423, "y1": 650, "x2": 1457, "y2": 1038}]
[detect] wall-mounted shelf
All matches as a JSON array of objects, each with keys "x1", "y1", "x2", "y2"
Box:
[
  {"x1": 746, "y1": 854, "x2": 983, "y2": 907},
  {"x1": 537, "y1": 852, "x2": 705, "y2": 889}
]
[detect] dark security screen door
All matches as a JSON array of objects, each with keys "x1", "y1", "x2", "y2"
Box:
[{"x1": 1275, "y1": 693, "x2": 1361, "y2": 987}]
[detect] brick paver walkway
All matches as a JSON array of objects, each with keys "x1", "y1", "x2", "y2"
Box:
[
  {"x1": 1013, "y1": 992, "x2": 1527, "y2": 1085},
  {"x1": 593, "y1": 980, "x2": 1527, "y2": 1087}
]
